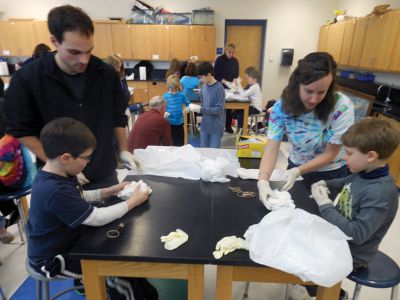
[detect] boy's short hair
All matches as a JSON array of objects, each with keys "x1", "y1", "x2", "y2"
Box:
[
  {"x1": 40, "y1": 117, "x2": 97, "y2": 159},
  {"x1": 245, "y1": 67, "x2": 261, "y2": 82},
  {"x1": 197, "y1": 62, "x2": 214, "y2": 76},
  {"x1": 166, "y1": 75, "x2": 180, "y2": 91},
  {"x1": 48, "y1": 5, "x2": 94, "y2": 43},
  {"x1": 225, "y1": 43, "x2": 236, "y2": 51},
  {"x1": 342, "y1": 117, "x2": 400, "y2": 159}
]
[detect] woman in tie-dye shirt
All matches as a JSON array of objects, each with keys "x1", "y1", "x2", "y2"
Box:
[{"x1": 258, "y1": 52, "x2": 354, "y2": 198}]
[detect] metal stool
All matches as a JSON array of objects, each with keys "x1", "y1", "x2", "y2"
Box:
[
  {"x1": 128, "y1": 102, "x2": 148, "y2": 131},
  {"x1": 26, "y1": 259, "x2": 84, "y2": 300},
  {"x1": 243, "y1": 282, "x2": 289, "y2": 300},
  {"x1": 0, "y1": 186, "x2": 31, "y2": 243},
  {"x1": 347, "y1": 251, "x2": 400, "y2": 300}
]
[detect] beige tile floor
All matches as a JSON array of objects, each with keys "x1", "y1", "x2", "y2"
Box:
[{"x1": 0, "y1": 134, "x2": 399, "y2": 300}]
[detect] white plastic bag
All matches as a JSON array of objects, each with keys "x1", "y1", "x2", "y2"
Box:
[{"x1": 244, "y1": 208, "x2": 353, "y2": 287}]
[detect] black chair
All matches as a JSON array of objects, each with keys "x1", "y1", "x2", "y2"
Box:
[
  {"x1": 347, "y1": 251, "x2": 400, "y2": 300},
  {"x1": 0, "y1": 186, "x2": 31, "y2": 243}
]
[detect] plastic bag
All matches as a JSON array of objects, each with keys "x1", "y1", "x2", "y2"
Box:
[{"x1": 244, "y1": 208, "x2": 353, "y2": 287}]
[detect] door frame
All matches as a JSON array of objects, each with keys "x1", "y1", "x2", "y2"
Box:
[{"x1": 224, "y1": 19, "x2": 267, "y2": 83}]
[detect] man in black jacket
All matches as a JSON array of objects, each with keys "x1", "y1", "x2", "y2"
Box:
[
  {"x1": 5, "y1": 5, "x2": 138, "y2": 189},
  {"x1": 214, "y1": 43, "x2": 239, "y2": 134}
]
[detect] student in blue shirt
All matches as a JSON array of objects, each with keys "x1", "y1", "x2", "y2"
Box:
[
  {"x1": 163, "y1": 75, "x2": 190, "y2": 146},
  {"x1": 180, "y1": 62, "x2": 200, "y2": 101}
]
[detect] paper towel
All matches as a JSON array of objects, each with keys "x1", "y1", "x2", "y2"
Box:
[{"x1": 139, "y1": 66, "x2": 146, "y2": 80}]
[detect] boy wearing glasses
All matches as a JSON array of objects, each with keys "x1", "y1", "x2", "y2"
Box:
[{"x1": 27, "y1": 117, "x2": 149, "y2": 284}]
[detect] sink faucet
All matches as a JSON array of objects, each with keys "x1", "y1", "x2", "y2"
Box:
[{"x1": 384, "y1": 84, "x2": 393, "y2": 106}]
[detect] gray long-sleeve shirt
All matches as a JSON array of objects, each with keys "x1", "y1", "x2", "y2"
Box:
[
  {"x1": 200, "y1": 81, "x2": 226, "y2": 136},
  {"x1": 320, "y1": 174, "x2": 398, "y2": 267}
]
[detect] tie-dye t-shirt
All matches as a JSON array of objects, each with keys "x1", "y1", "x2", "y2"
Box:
[{"x1": 267, "y1": 92, "x2": 354, "y2": 171}]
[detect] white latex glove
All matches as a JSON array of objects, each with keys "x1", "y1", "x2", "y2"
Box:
[
  {"x1": 313, "y1": 180, "x2": 327, "y2": 189},
  {"x1": 117, "y1": 180, "x2": 153, "y2": 200},
  {"x1": 160, "y1": 229, "x2": 189, "y2": 250},
  {"x1": 119, "y1": 151, "x2": 140, "y2": 171},
  {"x1": 213, "y1": 236, "x2": 248, "y2": 259},
  {"x1": 77, "y1": 172, "x2": 90, "y2": 185},
  {"x1": 189, "y1": 103, "x2": 201, "y2": 113},
  {"x1": 184, "y1": 106, "x2": 190, "y2": 114},
  {"x1": 257, "y1": 180, "x2": 272, "y2": 210},
  {"x1": 311, "y1": 184, "x2": 333, "y2": 206},
  {"x1": 164, "y1": 111, "x2": 170, "y2": 118},
  {"x1": 281, "y1": 167, "x2": 300, "y2": 191}
]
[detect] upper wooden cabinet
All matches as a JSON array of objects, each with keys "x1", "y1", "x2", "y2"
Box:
[
  {"x1": 0, "y1": 21, "x2": 35, "y2": 56},
  {"x1": 149, "y1": 25, "x2": 170, "y2": 60},
  {"x1": 338, "y1": 19, "x2": 356, "y2": 65},
  {"x1": 326, "y1": 22, "x2": 346, "y2": 62},
  {"x1": 169, "y1": 25, "x2": 189, "y2": 61},
  {"x1": 317, "y1": 10, "x2": 400, "y2": 72},
  {"x1": 0, "y1": 21, "x2": 216, "y2": 62},
  {"x1": 359, "y1": 10, "x2": 400, "y2": 70},
  {"x1": 188, "y1": 25, "x2": 216, "y2": 61},
  {"x1": 317, "y1": 25, "x2": 329, "y2": 52},
  {"x1": 32, "y1": 21, "x2": 54, "y2": 51},
  {"x1": 348, "y1": 16, "x2": 368, "y2": 67},
  {"x1": 92, "y1": 22, "x2": 113, "y2": 59},
  {"x1": 131, "y1": 25, "x2": 151, "y2": 60},
  {"x1": 111, "y1": 24, "x2": 133, "y2": 58},
  {"x1": 388, "y1": 14, "x2": 400, "y2": 72}
]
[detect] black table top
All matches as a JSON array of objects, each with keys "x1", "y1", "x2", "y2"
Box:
[{"x1": 71, "y1": 171, "x2": 319, "y2": 267}]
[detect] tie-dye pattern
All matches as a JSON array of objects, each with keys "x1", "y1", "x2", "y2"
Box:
[{"x1": 267, "y1": 92, "x2": 354, "y2": 171}]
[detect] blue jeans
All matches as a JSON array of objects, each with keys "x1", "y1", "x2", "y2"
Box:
[{"x1": 200, "y1": 132, "x2": 222, "y2": 148}]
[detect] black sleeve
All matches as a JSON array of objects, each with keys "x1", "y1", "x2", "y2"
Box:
[
  {"x1": 5, "y1": 71, "x2": 43, "y2": 138},
  {"x1": 112, "y1": 71, "x2": 128, "y2": 128}
]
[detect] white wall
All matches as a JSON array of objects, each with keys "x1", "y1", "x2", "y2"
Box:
[{"x1": 1, "y1": 0, "x2": 399, "y2": 98}]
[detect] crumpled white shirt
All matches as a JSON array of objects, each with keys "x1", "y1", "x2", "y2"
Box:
[
  {"x1": 132, "y1": 145, "x2": 240, "y2": 182},
  {"x1": 213, "y1": 236, "x2": 249, "y2": 259},
  {"x1": 244, "y1": 208, "x2": 353, "y2": 287},
  {"x1": 117, "y1": 180, "x2": 153, "y2": 200},
  {"x1": 268, "y1": 190, "x2": 295, "y2": 210}
]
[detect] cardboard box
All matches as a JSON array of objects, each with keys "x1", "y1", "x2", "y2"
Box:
[{"x1": 236, "y1": 134, "x2": 268, "y2": 158}]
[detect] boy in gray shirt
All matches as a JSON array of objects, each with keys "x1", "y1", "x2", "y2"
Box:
[
  {"x1": 195, "y1": 62, "x2": 226, "y2": 148},
  {"x1": 311, "y1": 117, "x2": 400, "y2": 269}
]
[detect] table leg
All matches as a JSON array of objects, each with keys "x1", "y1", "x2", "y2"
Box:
[
  {"x1": 316, "y1": 282, "x2": 341, "y2": 300},
  {"x1": 188, "y1": 264, "x2": 204, "y2": 300},
  {"x1": 216, "y1": 265, "x2": 233, "y2": 300},
  {"x1": 242, "y1": 105, "x2": 249, "y2": 135},
  {"x1": 184, "y1": 110, "x2": 188, "y2": 145},
  {"x1": 81, "y1": 260, "x2": 107, "y2": 300}
]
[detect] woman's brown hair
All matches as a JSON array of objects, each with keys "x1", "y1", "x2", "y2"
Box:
[{"x1": 281, "y1": 52, "x2": 337, "y2": 123}]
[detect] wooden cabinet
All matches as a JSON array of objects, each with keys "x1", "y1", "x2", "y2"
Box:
[
  {"x1": 317, "y1": 25, "x2": 329, "y2": 52},
  {"x1": 169, "y1": 25, "x2": 189, "y2": 61},
  {"x1": 32, "y1": 21, "x2": 54, "y2": 51},
  {"x1": 93, "y1": 22, "x2": 113, "y2": 59},
  {"x1": 0, "y1": 20, "x2": 216, "y2": 62},
  {"x1": 338, "y1": 19, "x2": 356, "y2": 65},
  {"x1": 359, "y1": 10, "x2": 400, "y2": 70},
  {"x1": 188, "y1": 26, "x2": 216, "y2": 61},
  {"x1": 127, "y1": 81, "x2": 167, "y2": 104},
  {"x1": 376, "y1": 113, "x2": 400, "y2": 186},
  {"x1": 131, "y1": 25, "x2": 151, "y2": 60},
  {"x1": 149, "y1": 25, "x2": 170, "y2": 60},
  {"x1": 348, "y1": 16, "x2": 368, "y2": 67},
  {"x1": 148, "y1": 81, "x2": 167, "y2": 99},
  {"x1": 388, "y1": 13, "x2": 400, "y2": 72},
  {"x1": 326, "y1": 22, "x2": 346, "y2": 63},
  {"x1": 111, "y1": 24, "x2": 133, "y2": 58},
  {"x1": 127, "y1": 81, "x2": 149, "y2": 103},
  {"x1": 0, "y1": 21, "x2": 35, "y2": 56}
]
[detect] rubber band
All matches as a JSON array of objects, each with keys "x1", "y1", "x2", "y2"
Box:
[
  {"x1": 107, "y1": 230, "x2": 120, "y2": 238},
  {"x1": 229, "y1": 186, "x2": 256, "y2": 198}
]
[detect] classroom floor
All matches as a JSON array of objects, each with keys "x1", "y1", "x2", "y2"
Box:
[{"x1": 0, "y1": 133, "x2": 399, "y2": 300}]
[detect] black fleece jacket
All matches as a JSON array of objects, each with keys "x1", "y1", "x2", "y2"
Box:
[{"x1": 5, "y1": 52, "x2": 128, "y2": 182}]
